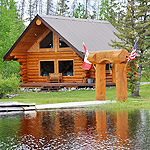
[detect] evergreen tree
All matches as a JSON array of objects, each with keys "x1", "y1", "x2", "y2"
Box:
[
  {"x1": 0, "y1": 0, "x2": 24, "y2": 77},
  {"x1": 28, "y1": 0, "x2": 35, "y2": 22},
  {"x1": 99, "y1": 0, "x2": 109, "y2": 20},
  {"x1": 110, "y1": 0, "x2": 150, "y2": 97},
  {"x1": 73, "y1": 3, "x2": 87, "y2": 19},
  {"x1": 70, "y1": 0, "x2": 77, "y2": 17},
  {"x1": 56, "y1": 0, "x2": 70, "y2": 16},
  {"x1": 46, "y1": 0, "x2": 54, "y2": 15}
]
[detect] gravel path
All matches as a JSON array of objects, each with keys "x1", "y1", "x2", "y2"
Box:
[{"x1": 140, "y1": 82, "x2": 150, "y2": 85}]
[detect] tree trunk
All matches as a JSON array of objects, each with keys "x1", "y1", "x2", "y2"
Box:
[
  {"x1": 46, "y1": 0, "x2": 50, "y2": 15},
  {"x1": 133, "y1": 64, "x2": 142, "y2": 97},
  {"x1": 130, "y1": 61, "x2": 135, "y2": 96},
  {"x1": 21, "y1": 0, "x2": 25, "y2": 20},
  {"x1": 85, "y1": 0, "x2": 88, "y2": 17}
]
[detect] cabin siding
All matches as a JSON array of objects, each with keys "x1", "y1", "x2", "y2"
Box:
[
  {"x1": 25, "y1": 51, "x2": 85, "y2": 83},
  {"x1": 10, "y1": 51, "x2": 96, "y2": 84}
]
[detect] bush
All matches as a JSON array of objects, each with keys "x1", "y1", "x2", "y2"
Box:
[{"x1": 0, "y1": 74, "x2": 20, "y2": 98}]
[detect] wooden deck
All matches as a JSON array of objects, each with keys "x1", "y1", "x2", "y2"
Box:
[
  {"x1": 20, "y1": 82, "x2": 115, "y2": 90},
  {"x1": 0, "y1": 102, "x2": 36, "y2": 112}
]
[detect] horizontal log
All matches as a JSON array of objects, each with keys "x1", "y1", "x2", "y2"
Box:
[
  {"x1": 27, "y1": 72, "x2": 39, "y2": 76},
  {"x1": 74, "y1": 62, "x2": 83, "y2": 65},
  {"x1": 14, "y1": 55, "x2": 27, "y2": 59},
  {"x1": 62, "y1": 79, "x2": 82, "y2": 83},
  {"x1": 62, "y1": 76, "x2": 82, "y2": 79},
  {"x1": 10, "y1": 52, "x2": 27, "y2": 56},
  {"x1": 28, "y1": 51, "x2": 74, "y2": 54},
  {"x1": 74, "y1": 69, "x2": 84, "y2": 72},
  {"x1": 27, "y1": 76, "x2": 47, "y2": 79},
  {"x1": 27, "y1": 62, "x2": 38, "y2": 65},
  {"x1": 28, "y1": 79, "x2": 47, "y2": 82},
  {"x1": 28, "y1": 68, "x2": 38, "y2": 70},
  {"x1": 17, "y1": 59, "x2": 27, "y2": 62},
  {"x1": 27, "y1": 66, "x2": 39, "y2": 69},
  {"x1": 89, "y1": 49, "x2": 129, "y2": 64}
]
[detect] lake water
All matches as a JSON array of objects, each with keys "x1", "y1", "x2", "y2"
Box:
[{"x1": 0, "y1": 109, "x2": 150, "y2": 150}]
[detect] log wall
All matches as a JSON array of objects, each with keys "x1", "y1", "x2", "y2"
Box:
[{"x1": 26, "y1": 51, "x2": 85, "y2": 83}]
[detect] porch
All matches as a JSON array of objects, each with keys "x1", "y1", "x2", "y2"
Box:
[{"x1": 20, "y1": 82, "x2": 115, "y2": 90}]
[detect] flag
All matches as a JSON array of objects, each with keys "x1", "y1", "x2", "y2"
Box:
[
  {"x1": 127, "y1": 41, "x2": 137, "y2": 63},
  {"x1": 81, "y1": 43, "x2": 92, "y2": 70}
]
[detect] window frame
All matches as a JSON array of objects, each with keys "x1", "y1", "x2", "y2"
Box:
[
  {"x1": 59, "y1": 38, "x2": 70, "y2": 48},
  {"x1": 39, "y1": 31, "x2": 55, "y2": 51},
  {"x1": 57, "y1": 59, "x2": 74, "y2": 76},
  {"x1": 39, "y1": 60, "x2": 55, "y2": 77}
]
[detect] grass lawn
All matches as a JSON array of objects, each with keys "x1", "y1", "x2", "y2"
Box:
[
  {"x1": 141, "y1": 76, "x2": 150, "y2": 82},
  {"x1": 0, "y1": 84, "x2": 150, "y2": 109}
]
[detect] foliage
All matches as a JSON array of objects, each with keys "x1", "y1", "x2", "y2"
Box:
[
  {"x1": 0, "y1": 74, "x2": 20, "y2": 98},
  {"x1": 98, "y1": 0, "x2": 109, "y2": 20},
  {"x1": 73, "y1": 3, "x2": 87, "y2": 19},
  {"x1": 0, "y1": 0, "x2": 25, "y2": 78},
  {"x1": 109, "y1": 0, "x2": 150, "y2": 97},
  {"x1": 56, "y1": 0, "x2": 70, "y2": 16}
]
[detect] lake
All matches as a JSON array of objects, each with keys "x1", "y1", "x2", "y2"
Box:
[{"x1": 0, "y1": 109, "x2": 150, "y2": 149}]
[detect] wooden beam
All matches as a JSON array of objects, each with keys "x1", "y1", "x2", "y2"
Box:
[
  {"x1": 115, "y1": 63, "x2": 128, "y2": 101},
  {"x1": 96, "y1": 64, "x2": 106, "y2": 100}
]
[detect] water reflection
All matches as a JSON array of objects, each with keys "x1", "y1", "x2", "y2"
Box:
[{"x1": 0, "y1": 109, "x2": 150, "y2": 149}]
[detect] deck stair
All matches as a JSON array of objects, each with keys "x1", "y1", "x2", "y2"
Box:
[{"x1": 0, "y1": 102, "x2": 36, "y2": 112}]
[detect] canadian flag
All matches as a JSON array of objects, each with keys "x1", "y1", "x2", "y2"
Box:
[{"x1": 81, "y1": 43, "x2": 92, "y2": 70}]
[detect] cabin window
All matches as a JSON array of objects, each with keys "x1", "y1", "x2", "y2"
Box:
[
  {"x1": 59, "y1": 60, "x2": 73, "y2": 76},
  {"x1": 40, "y1": 31, "x2": 53, "y2": 48},
  {"x1": 59, "y1": 38, "x2": 69, "y2": 48},
  {"x1": 40, "y1": 61, "x2": 54, "y2": 76}
]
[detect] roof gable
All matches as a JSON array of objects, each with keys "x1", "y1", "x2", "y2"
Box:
[{"x1": 4, "y1": 14, "x2": 119, "y2": 61}]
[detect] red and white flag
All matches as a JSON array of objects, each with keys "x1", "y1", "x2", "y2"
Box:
[
  {"x1": 82, "y1": 43, "x2": 92, "y2": 70},
  {"x1": 128, "y1": 41, "x2": 137, "y2": 63}
]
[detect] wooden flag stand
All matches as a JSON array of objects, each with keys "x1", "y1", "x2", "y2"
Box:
[{"x1": 88, "y1": 49, "x2": 129, "y2": 102}]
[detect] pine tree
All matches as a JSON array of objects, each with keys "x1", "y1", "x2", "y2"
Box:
[
  {"x1": 99, "y1": 0, "x2": 109, "y2": 20},
  {"x1": 73, "y1": 3, "x2": 87, "y2": 19},
  {"x1": 70, "y1": 0, "x2": 77, "y2": 17},
  {"x1": 109, "y1": 0, "x2": 150, "y2": 97},
  {"x1": 56, "y1": 0, "x2": 70, "y2": 16},
  {"x1": 46, "y1": 0, "x2": 54, "y2": 15},
  {"x1": 134, "y1": 0, "x2": 150, "y2": 96},
  {"x1": 0, "y1": 0, "x2": 24, "y2": 77},
  {"x1": 28, "y1": 0, "x2": 35, "y2": 22}
]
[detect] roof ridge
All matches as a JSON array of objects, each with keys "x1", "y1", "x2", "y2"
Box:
[{"x1": 39, "y1": 14, "x2": 110, "y2": 24}]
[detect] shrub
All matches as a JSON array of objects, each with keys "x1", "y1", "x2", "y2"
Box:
[{"x1": 0, "y1": 74, "x2": 20, "y2": 98}]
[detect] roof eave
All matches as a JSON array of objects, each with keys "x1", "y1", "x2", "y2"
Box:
[
  {"x1": 3, "y1": 14, "x2": 84, "y2": 61},
  {"x1": 3, "y1": 15, "x2": 40, "y2": 61}
]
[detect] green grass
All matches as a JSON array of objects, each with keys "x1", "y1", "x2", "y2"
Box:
[
  {"x1": 0, "y1": 85, "x2": 150, "y2": 110},
  {"x1": 0, "y1": 90, "x2": 96, "y2": 104},
  {"x1": 141, "y1": 76, "x2": 150, "y2": 82},
  {"x1": 100, "y1": 84, "x2": 150, "y2": 110}
]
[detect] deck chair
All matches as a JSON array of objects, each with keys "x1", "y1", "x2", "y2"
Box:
[{"x1": 48, "y1": 73, "x2": 62, "y2": 83}]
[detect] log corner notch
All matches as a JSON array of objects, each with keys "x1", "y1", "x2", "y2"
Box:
[{"x1": 88, "y1": 49, "x2": 129, "y2": 102}]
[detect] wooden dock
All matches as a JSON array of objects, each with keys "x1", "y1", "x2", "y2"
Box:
[
  {"x1": 0, "y1": 102, "x2": 36, "y2": 112},
  {"x1": 20, "y1": 82, "x2": 115, "y2": 90}
]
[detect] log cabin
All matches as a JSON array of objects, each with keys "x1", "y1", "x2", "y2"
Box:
[{"x1": 3, "y1": 14, "x2": 119, "y2": 87}]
